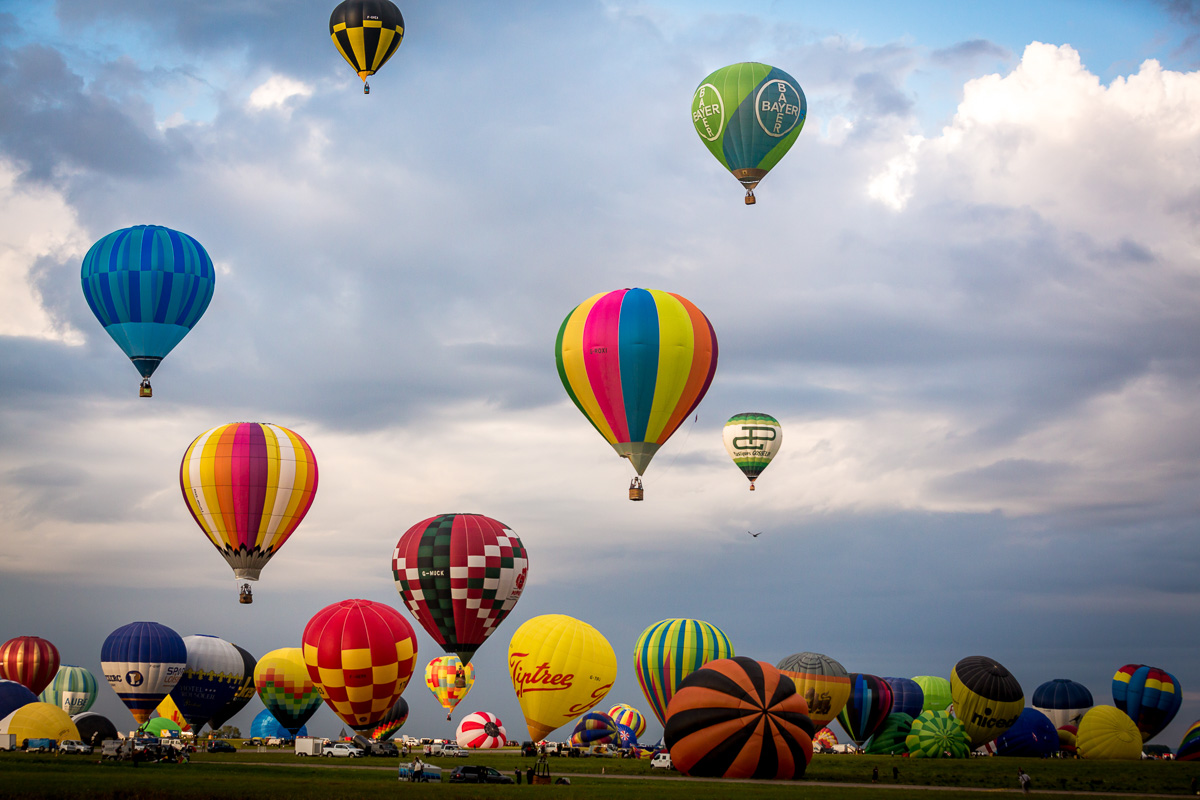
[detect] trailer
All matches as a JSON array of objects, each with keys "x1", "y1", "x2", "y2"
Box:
[
  {"x1": 294, "y1": 737, "x2": 323, "y2": 757},
  {"x1": 0, "y1": 734, "x2": 15, "y2": 751}
]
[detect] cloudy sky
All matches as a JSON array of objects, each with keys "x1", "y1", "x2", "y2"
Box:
[{"x1": 3, "y1": 0, "x2": 1200, "y2": 748}]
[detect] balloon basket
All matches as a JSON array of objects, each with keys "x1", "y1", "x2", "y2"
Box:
[
  {"x1": 139, "y1": 380, "x2": 152, "y2": 398},
  {"x1": 749, "y1": 483, "x2": 756, "y2": 491},
  {"x1": 744, "y1": 191, "x2": 756, "y2": 205},
  {"x1": 531, "y1": 755, "x2": 553, "y2": 785},
  {"x1": 628, "y1": 478, "x2": 644, "y2": 502},
  {"x1": 239, "y1": 584, "x2": 253, "y2": 604},
  {"x1": 363, "y1": 81, "x2": 370, "y2": 95}
]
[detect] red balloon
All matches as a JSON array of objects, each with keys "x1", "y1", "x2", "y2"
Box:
[
  {"x1": 301, "y1": 599, "x2": 418, "y2": 731},
  {"x1": 0, "y1": 636, "x2": 60, "y2": 696}
]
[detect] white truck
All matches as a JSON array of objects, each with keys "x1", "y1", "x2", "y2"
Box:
[
  {"x1": 295, "y1": 737, "x2": 323, "y2": 756},
  {"x1": 651, "y1": 751, "x2": 673, "y2": 770}
]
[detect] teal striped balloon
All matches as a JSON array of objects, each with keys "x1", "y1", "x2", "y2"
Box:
[
  {"x1": 691, "y1": 62, "x2": 806, "y2": 203},
  {"x1": 634, "y1": 619, "x2": 734, "y2": 727},
  {"x1": 80, "y1": 224, "x2": 215, "y2": 387},
  {"x1": 37, "y1": 664, "x2": 98, "y2": 714}
]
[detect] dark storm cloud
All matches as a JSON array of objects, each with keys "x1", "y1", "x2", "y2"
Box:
[
  {"x1": 0, "y1": 43, "x2": 186, "y2": 183},
  {"x1": 931, "y1": 38, "x2": 1012, "y2": 67}
]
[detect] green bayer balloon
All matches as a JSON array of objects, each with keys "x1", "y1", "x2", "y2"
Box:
[{"x1": 691, "y1": 62, "x2": 806, "y2": 204}]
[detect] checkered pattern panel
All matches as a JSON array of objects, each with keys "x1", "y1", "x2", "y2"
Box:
[{"x1": 392, "y1": 514, "x2": 529, "y2": 662}]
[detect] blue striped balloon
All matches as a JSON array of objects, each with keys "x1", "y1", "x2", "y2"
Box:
[{"x1": 80, "y1": 225, "x2": 215, "y2": 385}]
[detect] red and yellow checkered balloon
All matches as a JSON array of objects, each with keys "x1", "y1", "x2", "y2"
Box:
[{"x1": 302, "y1": 599, "x2": 418, "y2": 731}]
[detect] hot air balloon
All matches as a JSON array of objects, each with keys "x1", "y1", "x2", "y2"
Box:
[
  {"x1": 776, "y1": 652, "x2": 850, "y2": 730},
  {"x1": 457, "y1": 711, "x2": 506, "y2": 749},
  {"x1": 0, "y1": 636, "x2": 60, "y2": 696},
  {"x1": 571, "y1": 711, "x2": 619, "y2": 745},
  {"x1": 1076, "y1": 705, "x2": 1142, "y2": 760},
  {"x1": 425, "y1": 655, "x2": 474, "y2": 721},
  {"x1": 607, "y1": 703, "x2": 647, "y2": 740},
  {"x1": 208, "y1": 644, "x2": 257, "y2": 732},
  {"x1": 254, "y1": 648, "x2": 323, "y2": 736},
  {"x1": 37, "y1": 665, "x2": 97, "y2": 715},
  {"x1": 100, "y1": 621, "x2": 187, "y2": 725},
  {"x1": 912, "y1": 675, "x2": 952, "y2": 713},
  {"x1": 1032, "y1": 678, "x2": 1093, "y2": 729},
  {"x1": 865, "y1": 712, "x2": 914, "y2": 755},
  {"x1": 329, "y1": 0, "x2": 405, "y2": 94},
  {"x1": 836, "y1": 673, "x2": 893, "y2": 747},
  {"x1": 1058, "y1": 724, "x2": 1079, "y2": 756},
  {"x1": 723, "y1": 413, "x2": 782, "y2": 490},
  {"x1": 616, "y1": 723, "x2": 638, "y2": 749},
  {"x1": 883, "y1": 677, "x2": 924, "y2": 719},
  {"x1": 691, "y1": 62, "x2": 806, "y2": 204},
  {"x1": 371, "y1": 697, "x2": 409, "y2": 741},
  {"x1": 555, "y1": 288, "x2": 718, "y2": 499},
  {"x1": 1112, "y1": 664, "x2": 1181, "y2": 743},
  {"x1": 988, "y1": 708, "x2": 1059, "y2": 757},
  {"x1": 393, "y1": 513, "x2": 528, "y2": 663},
  {"x1": 0, "y1": 702, "x2": 79, "y2": 744},
  {"x1": 906, "y1": 710, "x2": 970, "y2": 758},
  {"x1": 169, "y1": 635, "x2": 245, "y2": 732},
  {"x1": 813, "y1": 726, "x2": 838, "y2": 751},
  {"x1": 634, "y1": 618, "x2": 734, "y2": 727},
  {"x1": 664, "y1": 657, "x2": 814, "y2": 779},
  {"x1": 950, "y1": 656, "x2": 1023, "y2": 749},
  {"x1": 154, "y1": 695, "x2": 192, "y2": 733},
  {"x1": 250, "y1": 708, "x2": 307, "y2": 741},
  {"x1": 302, "y1": 599, "x2": 419, "y2": 731},
  {"x1": 508, "y1": 614, "x2": 617, "y2": 741},
  {"x1": 72, "y1": 712, "x2": 118, "y2": 746},
  {"x1": 1177, "y1": 720, "x2": 1200, "y2": 762},
  {"x1": 143, "y1": 717, "x2": 181, "y2": 738},
  {"x1": 80, "y1": 225, "x2": 215, "y2": 396},
  {"x1": 0, "y1": 680, "x2": 37, "y2": 721},
  {"x1": 180, "y1": 422, "x2": 318, "y2": 604}
]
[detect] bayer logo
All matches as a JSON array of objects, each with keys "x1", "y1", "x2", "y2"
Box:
[{"x1": 755, "y1": 79, "x2": 804, "y2": 137}]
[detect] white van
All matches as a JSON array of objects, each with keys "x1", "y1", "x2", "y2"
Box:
[{"x1": 650, "y1": 751, "x2": 673, "y2": 770}]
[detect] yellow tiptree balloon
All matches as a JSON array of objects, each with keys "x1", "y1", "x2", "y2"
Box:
[{"x1": 508, "y1": 615, "x2": 617, "y2": 742}]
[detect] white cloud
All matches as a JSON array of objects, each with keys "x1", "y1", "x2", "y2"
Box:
[
  {"x1": 247, "y1": 75, "x2": 314, "y2": 112},
  {"x1": 0, "y1": 160, "x2": 87, "y2": 344}
]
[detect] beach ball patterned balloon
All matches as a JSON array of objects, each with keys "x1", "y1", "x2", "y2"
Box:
[{"x1": 456, "y1": 711, "x2": 506, "y2": 749}]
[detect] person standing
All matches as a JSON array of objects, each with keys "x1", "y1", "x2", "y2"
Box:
[
  {"x1": 515, "y1": 768, "x2": 522, "y2": 785},
  {"x1": 1018, "y1": 768, "x2": 1031, "y2": 794},
  {"x1": 872, "y1": 766, "x2": 879, "y2": 783}
]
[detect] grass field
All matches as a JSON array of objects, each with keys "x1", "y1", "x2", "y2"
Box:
[{"x1": 2, "y1": 750, "x2": 1198, "y2": 799}]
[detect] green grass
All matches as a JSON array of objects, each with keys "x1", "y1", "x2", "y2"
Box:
[{"x1": 2, "y1": 751, "x2": 1198, "y2": 799}]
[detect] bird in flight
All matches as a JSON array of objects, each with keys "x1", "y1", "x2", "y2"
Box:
[{"x1": 747, "y1": 530, "x2": 762, "y2": 538}]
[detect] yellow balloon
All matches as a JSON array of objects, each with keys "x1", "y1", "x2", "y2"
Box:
[
  {"x1": 155, "y1": 695, "x2": 192, "y2": 732},
  {"x1": 508, "y1": 614, "x2": 617, "y2": 742},
  {"x1": 1076, "y1": 705, "x2": 1143, "y2": 760},
  {"x1": 0, "y1": 702, "x2": 80, "y2": 743}
]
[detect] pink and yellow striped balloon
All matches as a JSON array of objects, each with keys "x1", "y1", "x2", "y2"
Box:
[
  {"x1": 555, "y1": 288, "x2": 718, "y2": 477},
  {"x1": 180, "y1": 422, "x2": 318, "y2": 585}
]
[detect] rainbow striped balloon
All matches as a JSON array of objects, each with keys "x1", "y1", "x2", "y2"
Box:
[
  {"x1": 555, "y1": 288, "x2": 718, "y2": 478},
  {"x1": 634, "y1": 618, "x2": 734, "y2": 727},
  {"x1": 180, "y1": 423, "x2": 318, "y2": 586}
]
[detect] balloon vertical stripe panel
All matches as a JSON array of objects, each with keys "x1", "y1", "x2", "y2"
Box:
[
  {"x1": 38, "y1": 665, "x2": 98, "y2": 714},
  {"x1": 634, "y1": 618, "x2": 734, "y2": 727},
  {"x1": 100, "y1": 622, "x2": 187, "y2": 724},
  {"x1": 180, "y1": 422, "x2": 318, "y2": 580},
  {"x1": 329, "y1": 0, "x2": 405, "y2": 79},
  {"x1": 0, "y1": 637, "x2": 60, "y2": 697}
]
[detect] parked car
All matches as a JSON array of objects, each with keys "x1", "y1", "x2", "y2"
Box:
[
  {"x1": 651, "y1": 751, "x2": 673, "y2": 770},
  {"x1": 520, "y1": 741, "x2": 538, "y2": 757},
  {"x1": 57, "y1": 740, "x2": 92, "y2": 754},
  {"x1": 365, "y1": 741, "x2": 398, "y2": 757},
  {"x1": 439, "y1": 743, "x2": 467, "y2": 757},
  {"x1": 448, "y1": 765, "x2": 515, "y2": 784},
  {"x1": 323, "y1": 742, "x2": 363, "y2": 758},
  {"x1": 207, "y1": 741, "x2": 237, "y2": 754}
]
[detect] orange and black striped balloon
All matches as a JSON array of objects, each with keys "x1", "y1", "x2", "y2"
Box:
[{"x1": 663, "y1": 656, "x2": 815, "y2": 780}]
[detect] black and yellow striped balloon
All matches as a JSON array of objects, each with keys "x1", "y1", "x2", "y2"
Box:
[{"x1": 329, "y1": 0, "x2": 405, "y2": 85}]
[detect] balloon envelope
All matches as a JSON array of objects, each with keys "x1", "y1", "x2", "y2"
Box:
[
  {"x1": 143, "y1": 717, "x2": 181, "y2": 737},
  {"x1": 80, "y1": 225, "x2": 215, "y2": 382},
  {"x1": 508, "y1": 614, "x2": 617, "y2": 741},
  {"x1": 101, "y1": 621, "x2": 187, "y2": 724},
  {"x1": 180, "y1": 422, "x2": 318, "y2": 586},
  {"x1": 329, "y1": 0, "x2": 405, "y2": 83},
  {"x1": 906, "y1": 710, "x2": 970, "y2": 758},
  {"x1": 883, "y1": 677, "x2": 924, "y2": 719},
  {"x1": 990, "y1": 708, "x2": 1059, "y2": 757},
  {"x1": 664, "y1": 657, "x2": 814, "y2": 780},
  {"x1": 950, "y1": 656, "x2": 1023, "y2": 749},
  {"x1": 72, "y1": 712, "x2": 118, "y2": 745},
  {"x1": 0, "y1": 702, "x2": 79, "y2": 743},
  {"x1": 571, "y1": 711, "x2": 618, "y2": 746},
  {"x1": 456, "y1": 711, "x2": 506, "y2": 749},
  {"x1": 302, "y1": 598, "x2": 419, "y2": 731},
  {"x1": 170, "y1": 634, "x2": 245, "y2": 731},
  {"x1": 250, "y1": 708, "x2": 307, "y2": 740},
  {"x1": 0, "y1": 636, "x2": 60, "y2": 696},
  {"x1": 912, "y1": 676, "x2": 951, "y2": 712},
  {"x1": 813, "y1": 727, "x2": 838, "y2": 750},
  {"x1": 607, "y1": 703, "x2": 647, "y2": 739},
  {"x1": 836, "y1": 674, "x2": 893, "y2": 746},
  {"x1": 635, "y1": 618, "x2": 734, "y2": 727},
  {"x1": 1177, "y1": 720, "x2": 1200, "y2": 761},
  {"x1": 1077, "y1": 705, "x2": 1142, "y2": 760},
  {"x1": 254, "y1": 648, "x2": 323, "y2": 735},
  {"x1": 371, "y1": 697, "x2": 409, "y2": 741},
  {"x1": 555, "y1": 288, "x2": 718, "y2": 477},
  {"x1": 425, "y1": 655, "x2": 474, "y2": 717},
  {"x1": 723, "y1": 413, "x2": 782, "y2": 488},
  {"x1": 155, "y1": 695, "x2": 192, "y2": 733},
  {"x1": 1032, "y1": 678, "x2": 1093, "y2": 729},
  {"x1": 38, "y1": 665, "x2": 98, "y2": 715},
  {"x1": 393, "y1": 513, "x2": 528, "y2": 665},
  {"x1": 208, "y1": 644, "x2": 257, "y2": 731},
  {"x1": 865, "y1": 712, "x2": 913, "y2": 755},
  {"x1": 777, "y1": 652, "x2": 850, "y2": 730},
  {"x1": 0, "y1": 680, "x2": 38, "y2": 721},
  {"x1": 1112, "y1": 664, "x2": 1181, "y2": 743},
  {"x1": 691, "y1": 62, "x2": 806, "y2": 199}
]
